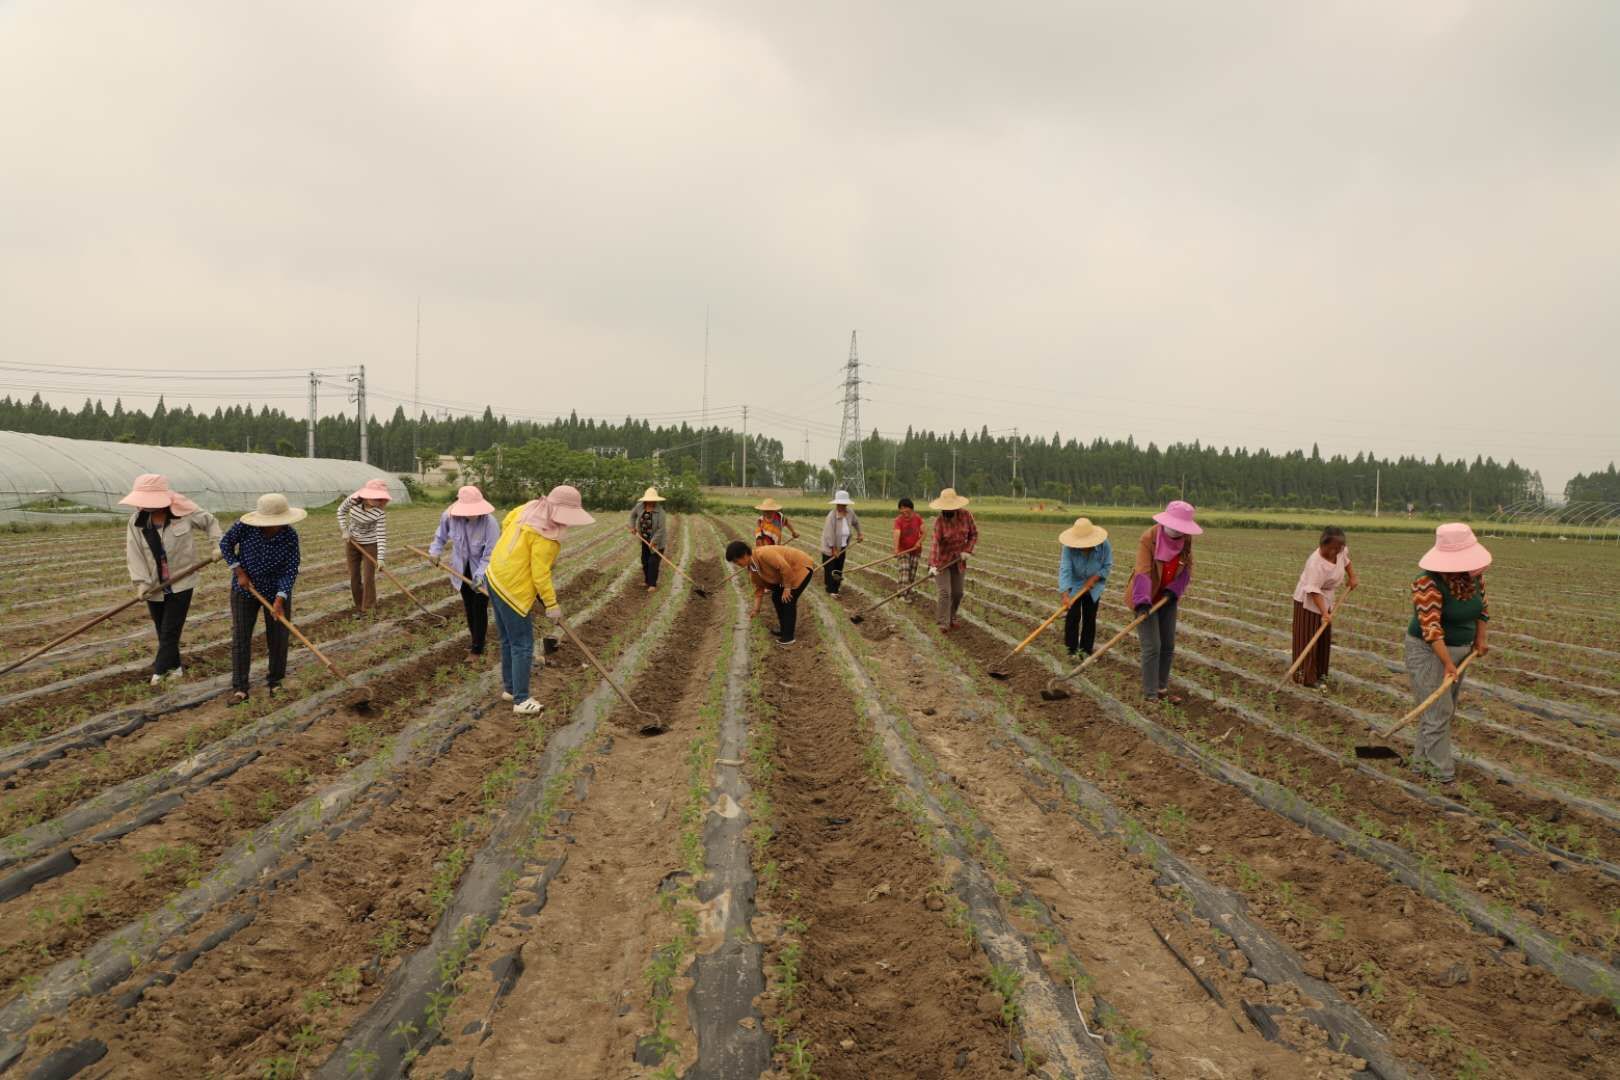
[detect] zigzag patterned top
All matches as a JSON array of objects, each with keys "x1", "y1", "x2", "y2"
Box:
[{"x1": 1411, "y1": 572, "x2": 1489, "y2": 645}]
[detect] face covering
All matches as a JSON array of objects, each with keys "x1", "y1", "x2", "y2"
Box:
[
  {"x1": 942, "y1": 510, "x2": 957, "y2": 521},
  {"x1": 1155, "y1": 526, "x2": 1186, "y2": 561}
]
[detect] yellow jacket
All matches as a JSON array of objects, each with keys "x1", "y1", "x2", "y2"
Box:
[{"x1": 486, "y1": 506, "x2": 561, "y2": 614}]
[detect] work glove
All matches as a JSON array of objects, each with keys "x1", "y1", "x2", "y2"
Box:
[
  {"x1": 927, "y1": 566, "x2": 938, "y2": 577},
  {"x1": 1135, "y1": 604, "x2": 1150, "y2": 616},
  {"x1": 545, "y1": 606, "x2": 562, "y2": 622},
  {"x1": 134, "y1": 583, "x2": 151, "y2": 599}
]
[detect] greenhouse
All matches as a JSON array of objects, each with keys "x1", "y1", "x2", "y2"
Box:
[{"x1": 0, "y1": 430, "x2": 409, "y2": 519}]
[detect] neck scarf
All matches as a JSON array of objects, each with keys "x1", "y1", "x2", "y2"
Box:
[{"x1": 513, "y1": 497, "x2": 569, "y2": 544}]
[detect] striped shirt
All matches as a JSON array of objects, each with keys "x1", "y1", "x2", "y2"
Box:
[{"x1": 337, "y1": 495, "x2": 388, "y2": 564}]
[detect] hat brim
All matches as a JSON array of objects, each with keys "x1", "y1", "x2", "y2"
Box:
[
  {"x1": 640, "y1": 496, "x2": 666, "y2": 503},
  {"x1": 241, "y1": 507, "x2": 308, "y2": 527},
  {"x1": 1060, "y1": 526, "x2": 1108, "y2": 548},
  {"x1": 553, "y1": 506, "x2": 596, "y2": 526},
  {"x1": 928, "y1": 497, "x2": 969, "y2": 511},
  {"x1": 351, "y1": 487, "x2": 393, "y2": 502},
  {"x1": 754, "y1": 502, "x2": 781, "y2": 512},
  {"x1": 1152, "y1": 512, "x2": 1203, "y2": 536},
  {"x1": 119, "y1": 492, "x2": 173, "y2": 510},
  {"x1": 1419, "y1": 546, "x2": 1492, "y2": 574},
  {"x1": 449, "y1": 500, "x2": 495, "y2": 517}
]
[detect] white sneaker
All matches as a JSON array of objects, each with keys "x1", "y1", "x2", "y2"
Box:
[
  {"x1": 164, "y1": 667, "x2": 184, "y2": 681},
  {"x1": 513, "y1": 698, "x2": 544, "y2": 715},
  {"x1": 501, "y1": 691, "x2": 514, "y2": 702},
  {"x1": 149, "y1": 674, "x2": 162, "y2": 687}
]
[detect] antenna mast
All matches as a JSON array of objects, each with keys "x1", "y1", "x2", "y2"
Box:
[{"x1": 700, "y1": 307, "x2": 710, "y2": 479}]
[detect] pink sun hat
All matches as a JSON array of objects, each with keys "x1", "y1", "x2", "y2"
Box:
[
  {"x1": 350, "y1": 478, "x2": 393, "y2": 503},
  {"x1": 544, "y1": 484, "x2": 596, "y2": 526},
  {"x1": 1152, "y1": 499, "x2": 1203, "y2": 536},
  {"x1": 1419, "y1": 522, "x2": 1492, "y2": 574},
  {"x1": 448, "y1": 484, "x2": 495, "y2": 517},
  {"x1": 118, "y1": 474, "x2": 198, "y2": 514}
]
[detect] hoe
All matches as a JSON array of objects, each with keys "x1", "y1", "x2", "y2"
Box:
[
  {"x1": 1277, "y1": 583, "x2": 1354, "y2": 689},
  {"x1": 1040, "y1": 595, "x2": 1169, "y2": 701},
  {"x1": 242, "y1": 579, "x2": 374, "y2": 711},
  {"x1": 829, "y1": 544, "x2": 918, "y2": 583},
  {"x1": 553, "y1": 614, "x2": 665, "y2": 735},
  {"x1": 350, "y1": 540, "x2": 447, "y2": 624},
  {"x1": 632, "y1": 532, "x2": 709, "y2": 598},
  {"x1": 1354, "y1": 652, "x2": 1478, "y2": 761},
  {"x1": 850, "y1": 556, "x2": 959, "y2": 625},
  {"x1": 988, "y1": 574, "x2": 1097, "y2": 680}
]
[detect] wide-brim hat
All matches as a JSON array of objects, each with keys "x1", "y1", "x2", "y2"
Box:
[
  {"x1": 119, "y1": 473, "x2": 180, "y2": 510},
  {"x1": 929, "y1": 488, "x2": 969, "y2": 511},
  {"x1": 351, "y1": 478, "x2": 393, "y2": 503},
  {"x1": 1419, "y1": 522, "x2": 1492, "y2": 574},
  {"x1": 754, "y1": 497, "x2": 783, "y2": 512},
  {"x1": 1059, "y1": 517, "x2": 1108, "y2": 549},
  {"x1": 448, "y1": 484, "x2": 495, "y2": 517},
  {"x1": 829, "y1": 490, "x2": 853, "y2": 506},
  {"x1": 544, "y1": 484, "x2": 596, "y2": 526},
  {"x1": 1152, "y1": 499, "x2": 1203, "y2": 536},
  {"x1": 241, "y1": 492, "x2": 308, "y2": 527},
  {"x1": 638, "y1": 487, "x2": 666, "y2": 503}
]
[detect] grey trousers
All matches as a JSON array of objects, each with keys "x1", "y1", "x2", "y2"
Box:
[
  {"x1": 935, "y1": 564, "x2": 965, "y2": 628},
  {"x1": 1137, "y1": 597, "x2": 1178, "y2": 698},
  {"x1": 1403, "y1": 634, "x2": 1471, "y2": 781}
]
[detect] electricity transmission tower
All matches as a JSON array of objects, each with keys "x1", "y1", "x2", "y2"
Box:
[{"x1": 835, "y1": 331, "x2": 867, "y2": 498}]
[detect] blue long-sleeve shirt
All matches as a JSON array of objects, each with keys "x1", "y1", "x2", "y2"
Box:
[
  {"x1": 427, "y1": 510, "x2": 501, "y2": 593},
  {"x1": 1058, "y1": 539, "x2": 1112, "y2": 603},
  {"x1": 220, "y1": 520, "x2": 301, "y2": 600}
]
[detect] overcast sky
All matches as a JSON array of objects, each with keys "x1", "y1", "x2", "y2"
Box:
[{"x1": 2, "y1": 1, "x2": 1615, "y2": 495}]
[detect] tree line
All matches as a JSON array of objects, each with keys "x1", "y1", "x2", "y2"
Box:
[
  {"x1": 1563, "y1": 463, "x2": 1620, "y2": 504},
  {"x1": 0, "y1": 392, "x2": 1555, "y2": 513}
]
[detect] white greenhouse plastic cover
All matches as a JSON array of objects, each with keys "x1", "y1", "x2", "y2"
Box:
[{"x1": 0, "y1": 431, "x2": 410, "y2": 514}]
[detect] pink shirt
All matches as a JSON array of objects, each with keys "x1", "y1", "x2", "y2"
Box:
[{"x1": 1293, "y1": 548, "x2": 1349, "y2": 611}]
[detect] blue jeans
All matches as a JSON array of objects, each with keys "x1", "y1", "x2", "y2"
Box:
[{"x1": 491, "y1": 591, "x2": 535, "y2": 701}]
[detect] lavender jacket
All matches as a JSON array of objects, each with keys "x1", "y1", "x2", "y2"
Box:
[{"x1": 427, "y1": 510, "x2": 501, "y2": 593}]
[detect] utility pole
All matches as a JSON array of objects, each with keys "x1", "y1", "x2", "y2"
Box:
[
  {"x1": 741, "y1": 405, "x2": 748, "y2": 489},
  {"x1": 307, "y1": 371, "x2": 318, "y2": 458},
  {"x1": 700, "y1": 307, "x2": 710, "y2": 480},
  {"x1": 951, "y1": 445, "x2": 958, "y2": 490},
  {"x1": 349, "y1": 365, "x2": 368, "y2": 465},
  {"x1": 835, "y1": 331, "x2": 868, "y2": 498},
  {"x1": 1375, "y1": 468, "x2": 1381, "y2": 518},
  {"x1": 412, "y1": 300, "x2": 421, "y2": 466},
  {"x1": 1011, "y1": 427, "x2": 1019, "y2": 491}
]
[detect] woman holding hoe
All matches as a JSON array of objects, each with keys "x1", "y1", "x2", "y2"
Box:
[
  {"x1": 1057, "y1": 517, "x2": 1111, "y2": 659},
  {"x1": 628, "y1": 487, "x2": 668, "y2": 591},
  {"x1": 220, "y1": 493, "x2": 306, "y2": 704},
  {"x1": 428, "y1": 484, "x2": 501, "y2": 660},
  {"x1": 753, "y1": 497, "x2": 799, "y2": 547},
  {"x1": 487, "y1": 485, "x2": 596, "y2": 716},
  {"x1": 1128, "y1": 500, "x2": 1201, "y2": 704},
  {"x1": 337, "y1": 478, "x2": 391, "y2": 616},
  {"x1": 727, "y1": 539, "x2": 815, "y2": 647},
  {"x1": 121, "y1": 474, "x2": 223, "y2": 685},
  {"x1": 1403, "y1": 523, "x2": 1491, "y2": 783},
  {"x1": 1290, "y1": 525, "x2": 1357, "y2": 689},
  {"x1": 928, "y1": 488, "x2": 977, "y2": 631},
  {"x1": 819, "y1": 490, "x2": 864, "y2": 597}
]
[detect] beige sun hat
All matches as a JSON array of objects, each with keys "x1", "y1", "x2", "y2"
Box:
[
  {"x1": 1059, "y1": 517, "x2": 1108, "y2": 549},
  {"x1": 928, "y1": 487, "x2": 969, "y2": 511},
  {"x1": 638, "y1": 486, "x2": 665, "y2": 504},
  {"x1": 754, "y1": 497, "x2": 783, "y2": 512},
  {"x1": 241, "y1": 492, "x2": 308, "y2": 527}
]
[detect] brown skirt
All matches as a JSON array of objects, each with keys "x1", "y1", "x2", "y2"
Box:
[{"x1": 1291, "y1": 600, "x2": 1332, "y2": 686}]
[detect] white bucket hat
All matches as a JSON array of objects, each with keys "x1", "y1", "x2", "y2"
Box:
[
  {"x1": 829, "y1": 490, "x2": 853, "y2": 506},
  {"x1": 241, "y1": 492, "x2": 308, "y2": 527}
]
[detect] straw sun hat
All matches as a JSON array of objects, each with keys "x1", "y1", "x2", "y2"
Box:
[
  {"x1": 754, "y1": 497, "x2": 783, "y2": 512},
  {"x1": 638, "y1": 487, "x2": 666, "y2": 503},
  {"x1": 241, "y1": 493, "x2": 308, "y2": 527},
  {"x1": 1059, "y1": 517, "x2": 1108, "y2": 549},
  {"x1": 1418, "y1": 522, "x2": 1492, "y2": 574},
  {"x1": 928, "y1": 488, "x2": 969, "y2": 511}
]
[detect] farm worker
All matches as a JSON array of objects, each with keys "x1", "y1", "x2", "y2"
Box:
[
  {"x1": 1057, "y1": 518, "x2": 1111, "y2": 659},
  {"x1": 487, "y1": 485, "x2": 596, "y2": 715},
  {"x1": 220, "y1": 493, "x2": 306, "y2": 705},
  {"x1": 628, "y1": 487, "x2": 668, "y2": 591},
  {"x1": 1404, "y1": 523, "x2": 1491, "y2": 783},
  {"x1": 753, "y1": 497, "x2": 800, "y2": 547},
  {"x1": 428, "y1": 485, "x2": 501, "y2": 660},
  {"x1": 120, "y1": 474, "x2": 223, "y2": 686},
  {"x1": 1128, "y1": 500, "x2": 1201, "y2": 704},
  {"x1": 819, "y1": 490, "x2": 864, "y2": 597},
  {"x1": 892, "y1": 497, "x2": 924, "y2": 591},
  {"x1": 726, "y1": 538, "x2": 816, "y2": 647},
  {"x1": 338, "y1": 478, "x2": 392, "y2": 616},
  {"x1": 1290, "y1": 526, "x2": 1358, "y2": 689},
  {"x1": 927, "y1": 488, "x2": 977, "y2": 631}
]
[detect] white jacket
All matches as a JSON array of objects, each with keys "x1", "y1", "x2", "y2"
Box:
[{"x1": 126, "y1": 509, "x2": 223, "y2": 596}]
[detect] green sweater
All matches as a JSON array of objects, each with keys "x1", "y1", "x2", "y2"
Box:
[{"x1": 1407, "y1": 572, "x2": 1488, "y2": 647}]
